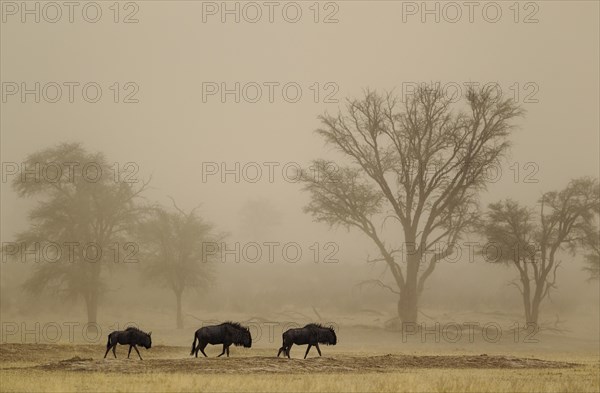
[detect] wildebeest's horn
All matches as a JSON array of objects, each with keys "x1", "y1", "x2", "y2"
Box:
[{"x1": 148, "y1": 331, "x2": 152, "y2": 336}]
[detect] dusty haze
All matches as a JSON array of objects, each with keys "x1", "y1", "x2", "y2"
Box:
[{"x1": 1, "y1": 1, "x2": 599, "y2": 364}]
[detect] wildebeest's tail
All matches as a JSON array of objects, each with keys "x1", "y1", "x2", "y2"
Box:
[
  {"x1": 277, "y1": 333, "x2": 287, "y2": 357},
  {"x1": 190, "y1": 333, "x2": 197, "y2": 356},
  {"x1": 277, "y1": 344, "x2": 285, "y2": 357},
  {"x1": 106, "y1": 333, "x2": 112, "y2": 348}
]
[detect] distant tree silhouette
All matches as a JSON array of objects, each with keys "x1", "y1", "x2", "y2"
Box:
[
  {"x1": 6, "y1": 143, "x2": 148, "y2": 328},
  {"x1": 138, "y1": 198, "x2": 217, "y2": 329},
  {"x1": 482, "y1": 177, "x2": 599, "y2": 325}
]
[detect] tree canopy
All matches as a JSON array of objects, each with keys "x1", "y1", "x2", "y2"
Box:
[{"x1": 302, "y1": 85, "x2": 523, "y2": 324}]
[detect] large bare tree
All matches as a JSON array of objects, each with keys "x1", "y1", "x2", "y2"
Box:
[
  {"x1": 7, "y1": 143, "x2": 148, "y2": 327},
  {"x1": 301, "y1": 85, "x2": 523, "y2": 325},
  {"x1": 481, "y1": 177, "x2": 599, "y2": 325}
]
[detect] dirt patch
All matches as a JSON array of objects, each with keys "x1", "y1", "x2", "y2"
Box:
[
  {"x1": 33, "y1": 354, "x2": 578, "y2": 374},
  {"x1": 0, "y1": 344, "x2": 175, "y2": 366},
  {"x1": 1, "y1": 344, "x2": 579, "y2": 375}
]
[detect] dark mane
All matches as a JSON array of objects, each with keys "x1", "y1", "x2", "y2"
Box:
[
  {"x1": 304, "y1": 323, "x2": 333, "y2": 331},
  {"x1": 125, "y1": 326, "x2": 149, "y2": 336},
  {"x1": 221, "y1": 321, "x2": 249, "y2": 332}
]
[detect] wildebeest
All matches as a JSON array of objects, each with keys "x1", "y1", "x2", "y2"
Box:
[
  {"x1": 277, "y1": 323, "x2": 337, "y2": 359},
  {"x1": 103, "y1": 327, "x2": 152, "y2": 360},
  {"x1": 190, "y1": 322, "x2": 252, "y2": 357}
]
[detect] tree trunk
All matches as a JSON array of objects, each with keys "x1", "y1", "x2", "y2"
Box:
[
  {"x1": 527, "y1": 290, "x2": 542, "y2": 326},
  {"x1": 397, "y1": 288, "x2": 418, "y2": 327},
  {"x1": 527, "y1": 305, "x2": 540, "y2": 326},
  {"x1": 175, "y1": 290, "x2": 184, "y2": 329},
  {"x1": 397, "y1": 252, "x2": 420, "y2": 327},
  {"x1": 84, "y1": 253, "x2": 102, "y2": 335},
  {"x1": 84, "y1": 290, "x2": 99, "y2": 335},
  {"x1": 87, "y1": 295, "x2": 98, "y2": 325},
  {"x1": 521, "y1": 276, "x2": 532, "y2": 324}
]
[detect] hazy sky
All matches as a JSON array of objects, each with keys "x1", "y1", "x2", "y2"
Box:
[
  {"x1": 1, "y1": 1, "x2": 599, "y2": 246},
  {"x1": 1, "y1": 3, "x2": 599, "y2": 345}
]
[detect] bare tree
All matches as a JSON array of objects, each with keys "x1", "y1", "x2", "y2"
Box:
[
  {"x1": 6, "y1": 143, "x2": 148, "y2": 328},
  {"x1": 481, "y1": 177, "x2": 599, "y2": 325},
  {"x1": 137, "y1": 198, "x2": 216, "y2": 329},
  {"x1": 301, "y1": 85, "x2": 522, "y2": 325}
]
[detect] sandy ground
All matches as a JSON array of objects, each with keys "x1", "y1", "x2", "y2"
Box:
[
  {"x1": 0, "y1": 343, "x2": 597, "y2": 392},
  {"x1": 1, "y1": 316, "x2": 598, "y2": 392},
  {"x1": 0, "y1": 344, "x2": 579, "y2": 375}
]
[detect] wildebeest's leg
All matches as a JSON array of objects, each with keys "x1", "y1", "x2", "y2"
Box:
[
  {"x1": 104, "y1": 337, "x2": 113, "y2": 359},
  {"x1": 112, "y1": 344, "x2": 117, "y2": 358},
  {"x1": 217, "y1": 344, "x2": 227, "y2": 357},
  {"x1": 277, "y1": 344, "x2": 286, "y2": 357},
  {"x1": 199, "y1": 342, "x2": 208, "y2": 357},
  {"x1": 304, "y1": 344, "x2": 312, "y2": 359},
  {"x1": 287, "y1": 344, "x2": 292, "y2": 359},
  {"x1": 128, "y1": 345, "x2": 133, "y2": 358},
  {"x1": 315, "y1": 343, "x2": 322, "y2": 356},
  {"x1": 133, "y1": 345, "x2": 143, "y2": 360},
  {"x1": 226, "y1": 345, "x2": 230, "y2": 357}
]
